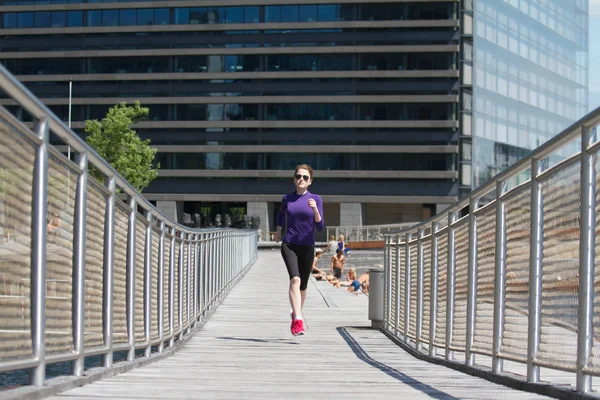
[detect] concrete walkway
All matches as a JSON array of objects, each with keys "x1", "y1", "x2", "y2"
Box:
[{"x1": 49, "y1": 250, "x2": 549, "y2": 399}]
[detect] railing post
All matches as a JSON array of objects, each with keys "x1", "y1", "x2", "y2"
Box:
[
  {"x1": 206, "y1": 233, "x2": 211, "y2": 309},
  {"x1": 492, "y1": 180, "x2": 507, "y2": 373},
  {"x1": 143, "y1": 211, "x2": 153, "y2": 357},
  {"x1": 102, "y1": 176, "x2": 116, "y2": 368},
  {"x1": 125, "y1": 196, "x2": 137, "y2": 361},
  {"x1": 466, "y1": 196, "x2": 479, "y2": 366},
  {"x1": 186, "y1": 231, "x2": 192, "y2": 333},
  {"x1": 394, "y1": 234, "x2": 401, "y2": 337},
  {"x1": 194, "y1": 233, "x2": 199, "y2": 325},
  {"x1": 168, "y1": 227, "x2": 175, "y2": 348},
  {"x1": 72, "y1": 152, "x2": 87, "y2": 376},
  {"x1": 445, "y1": 211, "x2": 456, "y2": 361},
  {"x1": 384, "y1": 236, "x2": 390, "y2": 329},
  {"x1": 178, "y1": 231, "x2": 184, "y2": 339},
  {"x1": 416, "y1": 228, "x2": 424, "y2": 352},
  {"x1": 577, "y1": 125, "x2": 596, "y2": 392},
  {"x1": 199, "y1": 233, "x2": 205, "y2": 318},
  {"x1": 218, "y1": 231, "x2": 223, "y2": 296},
  {"x1": 404, "y1": 233, "x2": 411, "y2": 343},
  {"x1": 429, "y1": 221, "x2": 439, "y2": 357},
  {"x1": 527, "y1": 158, "x2": 543, "y2": 382},
  {"x1": 227, "y1": 231, "x2": 231, "y2": 288},
  {"x1": 211, "y1": 233, "x2": 216, "y2": 308},
  {"x1": 157, "y1": 221, "x2": 165, "y2": 353},
  {"x1": 30, "y1": 118, "x2": 49, "y2": 386}
]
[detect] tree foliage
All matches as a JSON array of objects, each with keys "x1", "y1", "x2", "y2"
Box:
[{"x1": 85, "y1": 101, "x2": 158, "y2": 191}]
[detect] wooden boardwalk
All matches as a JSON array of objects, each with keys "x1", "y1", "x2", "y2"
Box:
[{"x1": 49, "y1": 250, "x2": 550, "y2": 399}]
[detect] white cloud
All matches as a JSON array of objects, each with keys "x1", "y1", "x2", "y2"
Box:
[{"x1": 591, "y1": 0, "x2": 600, "y2": 17}]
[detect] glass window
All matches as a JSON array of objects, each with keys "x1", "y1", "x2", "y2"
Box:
[
  {"x1": 281, "y1": 5, "x2": 299, "y2": 22},
  {"x1": 34, "y1": 11, "x2": 51, "y2": 27},
  {"x1": 207, "y1": 8, "x2": 224, "y2": 24},
  {"x1": 299, "y1": 5, "x2": 317, "y2": 22},
  {"x1": 244, "y1": 6, "x2": 259, "y2": 23},
  {"x1": 118, "y1": 9, "x2": 135, "y2": 25},
  {"x1": 137, "y1": 9, "x2": 153, "y2": 25},
  {"x1": 50, "y1": 10, "x2": 67, "y2": 27},
  {"x1": 318, "y1": 5, "x2": 337, "y2": 22},
  {"x1": 87, "y1": 10, "x2": 101, "y2": 26},
  {"x1": 264, "y1": 6, "x2": 280, "y2": 22},
  {"x1": 190, "y1": 8, "x2": 207, "y2": 24},
  {"x1": 102, "y1": 9, "x2": 118, "y2": 26},
  {"x1": 155, "y1": 8, "x2": 169, "y2": 24},
  {"x1": 2, "y1": 13, "x2": 18, "y2": 29},
  {"x1": 390, "y1": 3, "x2": 406, "y2": 20},
  {"x1": 339, "y1": 4, "x2": 354, "y2": 21},
  {"x1": 174, "y1": 8, "x2": 189, "y2": 24},
  {"x1": 226, "y1": 7, "x2": 243, "y2": 23},
  {"x1": 372, "y1": 4, "x2": 389, "y2": 20},
  {"x1": 67, "y1": 10, "x2": 82, "y2": 26}
]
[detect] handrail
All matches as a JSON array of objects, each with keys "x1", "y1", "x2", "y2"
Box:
[
  {"x1": 382, "y1": 106, "x2": 600, "y2": 396},
  {"x1": 0, "y1": 63, "x2": 259, "y2": 392}
]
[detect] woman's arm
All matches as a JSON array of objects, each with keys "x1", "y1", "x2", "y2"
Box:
[
  {"x1": 274, "y1": 195, "x2": 287, "y2": 242},
  {"x1": 309, "y1": 195, "x2": 324, "y2": 231}
]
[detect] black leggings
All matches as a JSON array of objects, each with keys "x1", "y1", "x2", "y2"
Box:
[{"x1": 281, "y1": 242, "x2": 314, "y2": 291}]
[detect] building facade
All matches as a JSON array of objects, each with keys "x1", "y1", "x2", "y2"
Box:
[
  {"x1": 463, "y1": 0, "x2": 588, "y2": 188},
  {"x1": 0, "y1": 0, "x2": 587, "y2": 237}
]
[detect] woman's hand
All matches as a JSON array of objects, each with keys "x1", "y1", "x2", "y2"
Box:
[
  {"x1": 274, "y1": 232, "x2": 281, "y2": 243},
  {"x1": 308, "y1": 198, "x2": 317, "y2": 210}
]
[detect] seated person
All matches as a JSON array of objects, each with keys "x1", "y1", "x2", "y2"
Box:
[
  {"x1": 337, "y1": 234, "x2": 350, "y2": 255},
  {"x1": 311, "y1": 250, "x2": 327, "y2": 280},
  {"x1": 335, "y1": 268, "x2": 357, "y2": 288},
  {"x1": 347, "y1": 272, "x2": 370, "y2": 294}
]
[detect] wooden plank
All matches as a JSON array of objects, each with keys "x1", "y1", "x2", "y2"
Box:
[{"x1": 48, "y1": 250, "x2": 552, "y2": 399}]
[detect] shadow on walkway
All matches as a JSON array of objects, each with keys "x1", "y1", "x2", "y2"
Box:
[
  {"x1": 337, "y1": 327, "x2": 459, "y2": 400},
  {"x1": 216, "y1": 336, "x2": 300, "y2": 345}
]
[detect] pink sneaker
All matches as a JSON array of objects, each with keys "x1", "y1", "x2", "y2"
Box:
[
  {"x1": 294, "y1": 319, "x2": 306, "y2": 336},
  {"x1": 290, "y1": 319, "x2": 296, "y2": 335}
]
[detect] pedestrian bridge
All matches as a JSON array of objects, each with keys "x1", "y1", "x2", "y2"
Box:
[{"x1": 2, "y1": 60, "x2": 600, "y2": 400}]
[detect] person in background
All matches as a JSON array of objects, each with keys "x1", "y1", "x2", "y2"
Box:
[
  {"x1": 338, "y1": 234, "x2": 350, "y2": 255},
  {"x1": 274, "y1": 164, "x2": 324, "y2": 336},
  {"x1": 327, "y1": 235, "x2": 338, "y2": 253},
  {"x1": 311, "y1": 250, "x2": 327, "y2": 281},
  {"x1": 335, "y1": 268, "x2": 357, "y2": 288},
  {"x1": 329, "y1": 248, "x2": 345, "y2": 282}
]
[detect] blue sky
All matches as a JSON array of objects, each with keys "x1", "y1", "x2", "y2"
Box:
[{"x1": 590, "y1": 0, "x2": 600, "y2": 110}]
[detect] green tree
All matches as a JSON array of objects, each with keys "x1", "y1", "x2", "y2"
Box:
[{"x1": 85, "y1": 101, "x2": 159, "y2": 191}]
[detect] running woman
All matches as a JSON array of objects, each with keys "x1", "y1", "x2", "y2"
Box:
[{"x1": 274, "y1": 164, "x2": 324, "y2": 336}]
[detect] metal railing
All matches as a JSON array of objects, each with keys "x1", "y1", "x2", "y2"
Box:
[
  {"x1": 383, "y1": 107, "x2": 600, "y2": 394},
  {"x1": 0, "y1": 64, "x2": 258, "y2": 389},
  {"x1": 327, "y1": 222, "x2": 417, "y2": 242}
]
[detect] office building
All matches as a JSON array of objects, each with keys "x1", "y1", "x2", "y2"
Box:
[{"x1": 0, "y1": 0, "x2": 588, "y2": 237}]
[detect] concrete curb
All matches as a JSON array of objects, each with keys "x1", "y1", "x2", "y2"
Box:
[
  {"x1": 379, "y1": 329, "x2": 595, "y2": 400},
  {"x1": 0, "y1": 256, "x2": 258, "y2": 400}
]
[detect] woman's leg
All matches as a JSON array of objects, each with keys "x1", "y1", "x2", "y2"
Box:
[
  {"x1": 297, "y1": 245, "x2": 315, "y2": 311},
  {"x1": 281, "y1": 243, "x2": 302, "y2": 319},
  {"x1": 289, "y1": 277, "x2": 302, "y2": 318}
]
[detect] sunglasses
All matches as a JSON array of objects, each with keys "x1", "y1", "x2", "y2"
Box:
[{"x1": 294, "y1": 174, "x2": 310, "y2": 181}]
